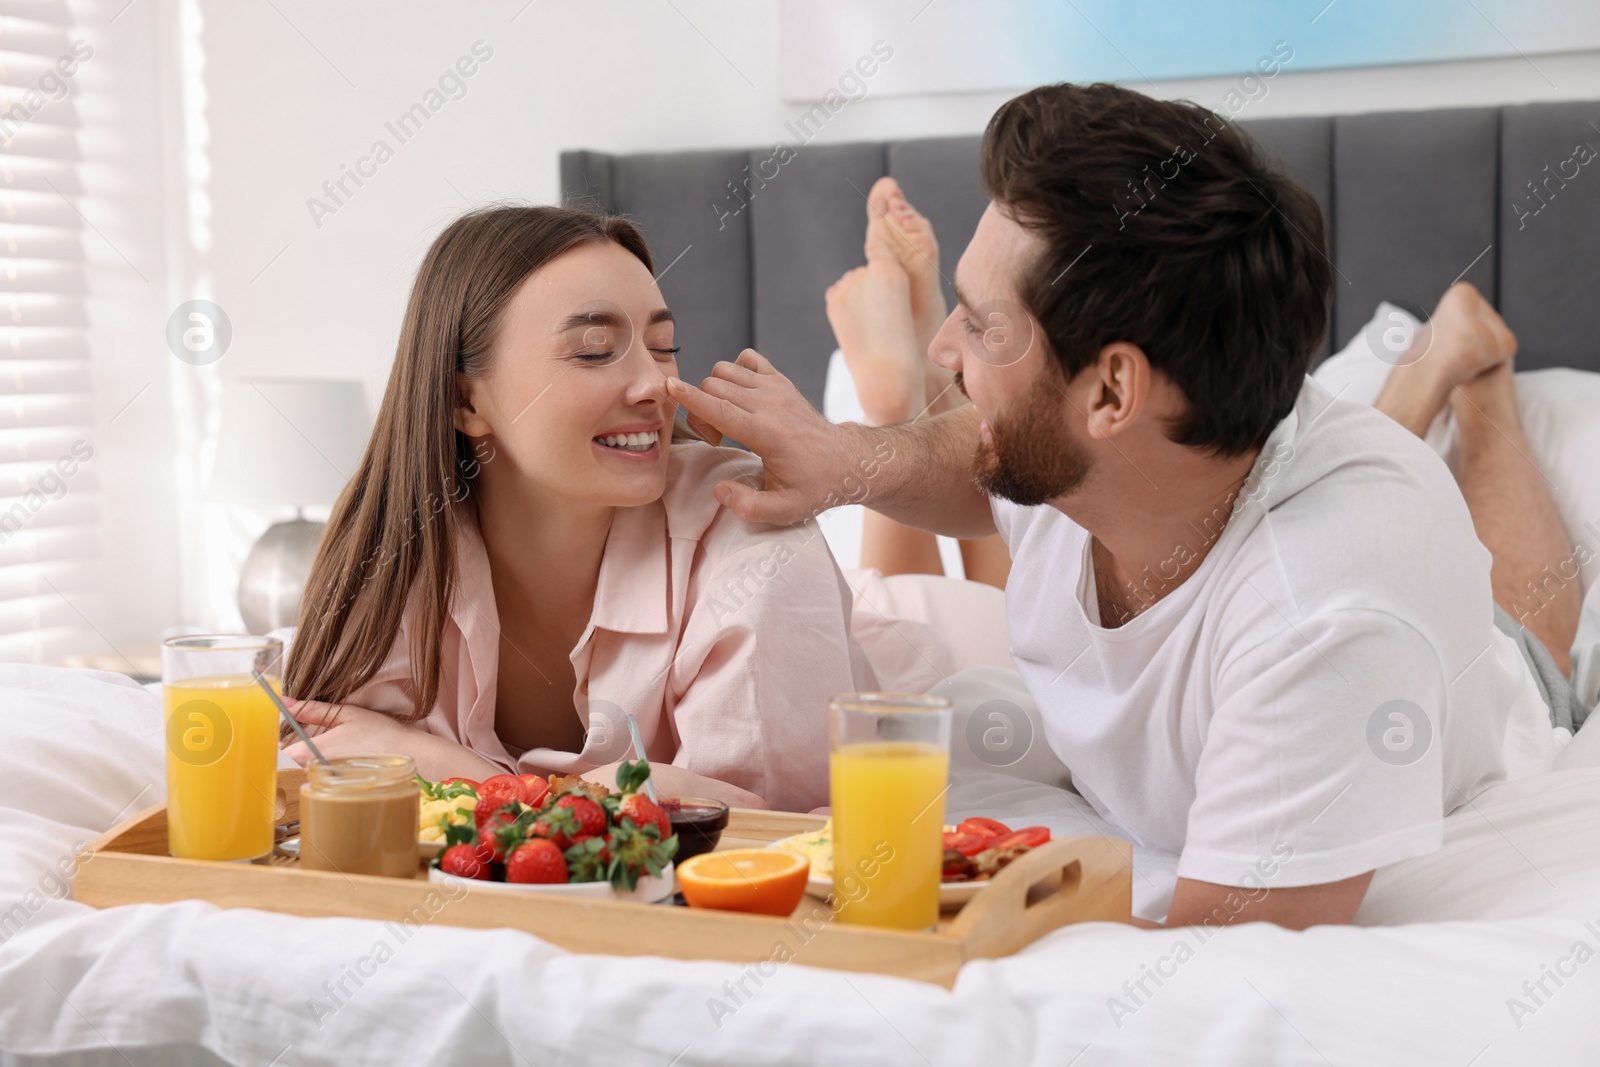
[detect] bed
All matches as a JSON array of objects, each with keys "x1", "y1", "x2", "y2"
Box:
[
  {"x1": 6, "y1": 99, "x2": 1600, "y2": 1065},
  {"x1": 2, "y1": 666, "x2": 1599, "y2": 1065}
]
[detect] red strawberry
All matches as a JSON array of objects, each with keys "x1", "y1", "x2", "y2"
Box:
[
  {"x1": 505, "y1": 839, "x2": 567, "y2": 884},
  {"x1": 617, "y1": 793, "x2": 672, "y2": 841},
  {"x1": 570, "y1": 832, "x2": 610, "y2": 862},
  {"x1": 604, "y1": 820, "x2": 677, "y2": 892},
  {"x1": 556, "y1": 794, "x2": 606, "y2": 839},
  {"x1": 564, "y1": 834, "x2": 610, "y2": 883},
  {"x1": 531, "y1": 804, "x2": 581, "y2": 850},
  {"x1": 473, "y1": 794, "x2": 512, "y2": 832},
  {"x1": 439, "y1": 819, "x2": 495, "y2": 868},
  {"x1": 474, "y1": 796, "x2": 523, "y2": 861},
  {"x1": 438, "y1": 843, "x2": 491, "y2": 880}
]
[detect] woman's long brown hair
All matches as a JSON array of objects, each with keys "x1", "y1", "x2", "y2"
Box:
[{"x1": 284, "y1": 205, "x2": 653, "y2": 720}]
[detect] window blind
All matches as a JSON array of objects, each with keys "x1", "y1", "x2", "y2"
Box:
[{"x1": 0, "y1": 0, "x2": 101, "y2": 663}]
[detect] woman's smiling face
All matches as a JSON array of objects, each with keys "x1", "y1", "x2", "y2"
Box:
[{"x1": 455, "y1": 239, "x2": 680, "y2": 509}]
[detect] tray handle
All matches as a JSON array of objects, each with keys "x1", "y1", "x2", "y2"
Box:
[{"x1": 945, "y1": 835, "x2": 1131, "y2": 959}]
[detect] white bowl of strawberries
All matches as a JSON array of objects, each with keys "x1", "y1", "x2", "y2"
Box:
[{"x1": 425, "y1": 759, "x2": 678, "y2": 904}]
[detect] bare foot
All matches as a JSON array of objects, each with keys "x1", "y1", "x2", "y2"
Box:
[
  {"x1": 1375, "y1": 283, "x2": 1517, "y2": 437},
  {"x1": 825, "y1": 260, "x2": 923, "y2": 425},
  {"x1": 864, "y1": 177, "x2": 947, "y2": 357},
  {"x1": 1451, "y1": 358, "x2": 1518, "y2": 430},
  {"x1": 860, "y1": 178, "x2": 961, "y2": 416},
  {"x1": 1422, "y1": 282, "x2": 1517, "y2": 384}
]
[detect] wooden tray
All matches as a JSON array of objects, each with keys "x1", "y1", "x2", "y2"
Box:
[{"x1": 75, "y1": 769, "x2": 1131, "y2": 988}]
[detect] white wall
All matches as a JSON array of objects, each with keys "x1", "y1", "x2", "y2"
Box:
[
  {"x1": 197, "y1": 4, "x2": 1600, "y2": 398},
  {"x1": 65, "y1": 0, "x2": 183, "y2": 654},
  {"x1": 82, "y1": 0, "x2": 1600, "y2": 645}
]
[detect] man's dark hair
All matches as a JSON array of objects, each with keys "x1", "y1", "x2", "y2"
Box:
[{"x1": 980, "y1": 82, "x2": 1331, "y2": 456}]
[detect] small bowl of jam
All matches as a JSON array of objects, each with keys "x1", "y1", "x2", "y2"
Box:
[{"x1": 661, "y1": 796, "x2": 730, "y2": 861}]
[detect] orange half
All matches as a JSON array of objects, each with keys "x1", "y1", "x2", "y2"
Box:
[{"x1": 677, "y1": 848, "x2": 810, "y2": 916}]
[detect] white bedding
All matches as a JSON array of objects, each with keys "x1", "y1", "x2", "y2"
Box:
[{"x1": 2, "y1": 665, "x2": 1599, "y2": 1066}]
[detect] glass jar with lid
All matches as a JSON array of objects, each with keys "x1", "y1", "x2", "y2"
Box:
[{"x1": 298, "y1": 755, "x2": 420, "y2": 878}]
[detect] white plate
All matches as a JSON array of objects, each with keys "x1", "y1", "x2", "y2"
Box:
[
  {"x1": 764, "y1": 836, "x2": 988, "y2": 909},
  {"x1": 428, "y1": 864, "x2": 677, "y2": 904},
  {"x1": 283, "y1": 837, "x2": 671, "y2": 903},
  {"x1": 767, "y1": 826, "x2": 992, "y2": 909}
]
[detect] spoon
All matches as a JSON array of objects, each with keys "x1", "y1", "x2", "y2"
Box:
[{"x1": 253, "y1": 669, "x2": 334, "y2": 773}]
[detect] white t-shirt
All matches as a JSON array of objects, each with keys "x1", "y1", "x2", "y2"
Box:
[{"x1": 992, "y1": 376, "x2": 1556, "y2": 889}]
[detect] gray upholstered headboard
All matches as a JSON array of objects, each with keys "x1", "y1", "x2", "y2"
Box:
[{"x1": 562, "y1": 100, "x2": 1600, "y2": 411}]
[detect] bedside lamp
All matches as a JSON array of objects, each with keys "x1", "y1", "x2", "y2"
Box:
[{"x1": 211, "y1": 379, "x2": 371, "y2": 634}]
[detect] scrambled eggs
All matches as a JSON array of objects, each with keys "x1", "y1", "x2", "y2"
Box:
[
  {"x1": 770, "y1": 819, "x2": 834, "y2": 879},
  {"x1": 770, "y1": 821, "x2": 961, "y2": 881},
  {"x1": 418, "y1": 792, "x2": 476, "y2": 843}
]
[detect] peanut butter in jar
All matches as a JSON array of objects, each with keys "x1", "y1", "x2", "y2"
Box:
[{"x1": 298, "y1": 755, "x2": 420, "y2": 878}]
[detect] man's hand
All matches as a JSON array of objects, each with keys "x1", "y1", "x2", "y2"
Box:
[
  {"x1": 667, "y1": 348, "x2": 996, "y2": 538},
  {"x1": 1157, "y1": 871, "x2": 1375, "y2": 930},
  {"x1": 667, "y1": 349, "x2": 867, "y2": 526}
]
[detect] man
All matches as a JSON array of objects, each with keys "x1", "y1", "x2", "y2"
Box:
[{"x1": 667, "y1": 83, "x2": 1562, "y2": 929}]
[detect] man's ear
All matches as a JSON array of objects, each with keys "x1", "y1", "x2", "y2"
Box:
[
  {"x1": 454, "y1": 373, "x2": 494, "y2": 438},
  {"x1": 1082, "y1": 342, "x2": 1149, "y2": 442}
]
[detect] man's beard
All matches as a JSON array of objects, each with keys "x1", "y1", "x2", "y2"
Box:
[{"x1": 972, "y1": 372, "x2": 1093, "y2": 506}]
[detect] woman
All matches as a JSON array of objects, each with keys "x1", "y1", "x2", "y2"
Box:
[{"x1": 280, "y1": 205, "x2": 912, "y2": 812}]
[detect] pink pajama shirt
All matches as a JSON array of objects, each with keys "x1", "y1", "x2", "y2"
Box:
[{"x1": 342, "y1": 441, "x2": 981, "y2": 812}]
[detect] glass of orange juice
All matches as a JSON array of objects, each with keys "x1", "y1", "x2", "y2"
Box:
[
  {"x1": 162, "y1": 634, "x2": 284, "y2": 861},
  {"x1": 829, "y1": 692, "x2": 952, "y2": 930}
]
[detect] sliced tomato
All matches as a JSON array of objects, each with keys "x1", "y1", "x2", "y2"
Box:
[
  {"x1": 480, "y1": 774, "x2": 532, "y2": 805},
  {"x1": 994, "y1": 826, "x2": 1051, "y2": 851},
  {"x1": 957, "y1": 817, "x2": 1012, "y2": 842},
  {"x1": 519, "y1": 774, "x2": 550, "y2": 808},
  {"x1": 943, "y1": 831, "x2": 988, "y2": 857},
  {"x1": 943, "y1": 857, "x2": 975, "y2": 881},
  {"x1": 439, "y1": 776, "x2": 480, "y2": 792}
]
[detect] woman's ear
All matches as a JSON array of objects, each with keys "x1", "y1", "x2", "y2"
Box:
[{"x1": 454, "y1": 373, "x2": 494, "y2": 438}]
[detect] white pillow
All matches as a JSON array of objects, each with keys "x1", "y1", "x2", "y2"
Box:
[
  {"x1": 1313, "y1": 303, "x2": 1600, "y2": 599},
  {"x1": 820, "y1": 348, "x2": 966, "y2": 577}
]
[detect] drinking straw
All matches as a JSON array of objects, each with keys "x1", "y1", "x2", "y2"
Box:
[{"x1": 252, "y1": 669, "x2": 334, "y2": 772}]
